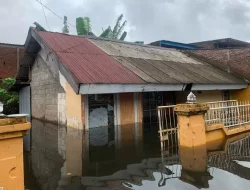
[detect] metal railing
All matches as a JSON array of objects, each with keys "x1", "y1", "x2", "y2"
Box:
[
  {"x1": 206, "y1": 100, "x2": 238, "y2": 109},
  {"x1": 205, "y1": 101, "x2": 250, "y2": 128},
  {"x1": 157, "y1": 105, "x2": 178, "y2": 155}
]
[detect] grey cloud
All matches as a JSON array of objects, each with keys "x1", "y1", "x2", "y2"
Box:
[
  {"x1": 222, "y1": 0, "x2": 250, "y2": 25},
  {"x1": 0, "y1": 0, "x2": 250, "y2": 45}
]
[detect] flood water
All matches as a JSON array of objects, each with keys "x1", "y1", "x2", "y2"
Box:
[{"x1": 25, "y1": 119, "x2": 250, "y2": 190}]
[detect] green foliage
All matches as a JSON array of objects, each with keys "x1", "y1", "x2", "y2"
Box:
[
  {"x1": 119, "y1": 31, "x2": 127, "y2": 41},
  {"x1": 0, "y1": 78, "x2": 18, "y2": 114},
  {"x1": 33, "y1": 22, "x2": 47, "y2": 31},
  {"x1": 101, "y1": 14, "x2": 127, "y2": 40},
  {"x1": 100, "y1": 26, "x2": 112, "y2": 38},
  {"x1": 76, "y1": 17, "x2": 94, "y2": 35},
  {"x1": 62, "y1": 16, "x2": 69, "y2": 34},
  {"x1": 112, "y1": 14, "x2": 123, "y2": 39},
  {"x1": 76, "y1": 14, "x2": 127, "y2": 40}
]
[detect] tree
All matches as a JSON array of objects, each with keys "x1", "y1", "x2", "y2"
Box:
[
  {"x1": 76, "y1": 17, "x2": 95, "y2": 36},
  {"x1": 76, "y1": 14, "x2": 128, "y2": 40},
  {"x1": 62, "y1": 16, "x2": 69, "y2": 34},
  {"x1": 100, "y1": 14, "x2": 127, "y2": 40},
  {"x1": 0, "y1": 78, "x2": 19, "y2": 114}
]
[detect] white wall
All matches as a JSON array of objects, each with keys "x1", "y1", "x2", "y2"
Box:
[{"x1": 19, "y1": 86, "x2": 31, "y2": 151}]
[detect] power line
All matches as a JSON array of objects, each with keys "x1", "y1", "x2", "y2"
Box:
[
  {"x1": 35, "y1": 0, "x2": 76, "y2": 28},
  {"x1": 40, "y1": 0, "x2": 51, "y2": 30}
]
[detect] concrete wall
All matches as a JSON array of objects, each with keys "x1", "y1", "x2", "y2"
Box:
[
  {"x1": 231, "y1": 85, "x2": 250, "y2": 101},
  {"x1": 30, "y1": 53, "x2": 86, "y2": 189},
  {"x1": 30, "y1": 55, "x2": 66, "y2": 190}
]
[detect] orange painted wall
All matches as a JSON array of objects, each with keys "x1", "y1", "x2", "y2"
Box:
[
  {"x1": 119, "y1": 93, "x2": 143, "y2": 148},
  {"x1": 0, "y1": 137, "x2": 24, "y2": 190},
  {"x1": 232, "y1": 85, "x2": 250, "y2": 101},
  {"x1": 120, "y1": 93, "x2": 135, "y2": 147},
  {"x1": 0, "y1": 118, "x2": 30, "y2": 190},
  {"x1": 65, "y1": 82, "x2": 85, "y2": 176}
]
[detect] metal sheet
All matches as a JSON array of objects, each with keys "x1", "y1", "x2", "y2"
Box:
[
  {"x1": 19, "y1": 86, "x2": 31, "y2": 151},
  {"x1": 113, "y1": 57, "x2": 158, "y2": 83},
  {"x1": 147, "y1": 60, "x2": 197, "y2": 83},
  {"x1": 125, "y1": 57, "x2": 178, "y2": 83},
  {"x1": 37, "y1": 31, "x2": 144, "y2": 84}
]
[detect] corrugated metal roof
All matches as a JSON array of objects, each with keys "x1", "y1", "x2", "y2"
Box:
[
  {"x1": 36, "y1": 31, "x2": 144, "y2": 84},
  {"x1": 30, "y1": 29, "x2": 245, "y2": 85},
  {"x1": 89, "y1": 39, "x2": 245, "y2": 84}
]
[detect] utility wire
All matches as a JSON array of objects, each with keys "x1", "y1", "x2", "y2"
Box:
[
  {"x1": 35, "y1": 0, "x2": 76, "y2": 28},
  {"x1": 40, "y1": 0, "x2": 51, "y2": 30}
]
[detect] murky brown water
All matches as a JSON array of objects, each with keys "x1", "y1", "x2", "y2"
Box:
[{"x1": 25, "y1": 119, "x2": 250, "y2": 190}]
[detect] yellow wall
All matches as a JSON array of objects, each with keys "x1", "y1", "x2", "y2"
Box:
[
  {"x1": 232, "y1": 85, "x2": 250, "y2": 101},
  {"x1": 0, "y1": 137, "x2": 24, "y2": 190},
  {"x1": 175, "y1": 90, "x2": 223, "y2": 104},
  {"x1": 65, "y1": 82, "x2": 85, "y2": 176},
  {"x1": 0, "y1": 118, "x2": 30, "y2": 190}
]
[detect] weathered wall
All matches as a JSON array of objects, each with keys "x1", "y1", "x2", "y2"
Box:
[
  {"x1": 30, "y1": 55, "x2": 66, "y2": 190},
  {"x1": 175, "y1": 90, "x2": 223, "y2": 104},
  {"x1": 231, "y1": 85, "x2": 250, "y2": 101}
]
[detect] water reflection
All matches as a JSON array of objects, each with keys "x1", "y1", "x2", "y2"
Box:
[
  {"x1": 28, "y1": 119, "x2": 250, "y2": 190},
  {"x1": 58, "y1": 134, "x2": 250, "y2": 190}
]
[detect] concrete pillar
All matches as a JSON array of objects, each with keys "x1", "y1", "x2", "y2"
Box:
[
  {"x1": 174, "y1": 103, "x2": 209, "y2": 150},
  {"x1": 174, "y1": 103, "x2": 208, "y2": 172},
  {"x1": 0, "y1": 117, "x2": 31, "y2": 190},
  {"x1": 174, "y1": 103, "x2": 211, "y2": 188}
]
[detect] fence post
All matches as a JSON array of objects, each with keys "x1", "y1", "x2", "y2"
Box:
[{"x1": 174, "y1": 103, "x2": 209, "y2": 149}]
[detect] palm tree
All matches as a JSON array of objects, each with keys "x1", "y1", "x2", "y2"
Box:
[{"x1": 100, "y1": 14, "x2": 127, "y2": 40}]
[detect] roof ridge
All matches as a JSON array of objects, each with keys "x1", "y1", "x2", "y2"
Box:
[{"x1": 33, "y1": 27, "x2": 181, "y2": 52}]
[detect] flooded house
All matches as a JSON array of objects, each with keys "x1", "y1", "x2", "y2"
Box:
[{"x1": 15, "y1": 27, "x2": 249, "y2": 189}]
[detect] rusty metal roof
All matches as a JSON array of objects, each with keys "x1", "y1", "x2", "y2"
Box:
[
  {"x1": 23, "y1": 29, "x2": 245, "y2": 85},
  {"x1": 36, "y1": 31, "x2": 144, "y2": 84}
]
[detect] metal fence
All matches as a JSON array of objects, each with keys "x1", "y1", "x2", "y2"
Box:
[
  {"x1": 205, "y1": 101, "x2": 250, "y2": 128},
  {"x1": 157, "y1": 105, "x2": 178, "y2": 156}
]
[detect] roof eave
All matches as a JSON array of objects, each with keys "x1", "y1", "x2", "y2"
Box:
[{"x1": 79, "y1": 83, "x2": 247, "y2": 95}]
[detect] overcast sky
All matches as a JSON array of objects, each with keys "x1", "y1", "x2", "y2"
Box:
[{"x1": 1, "y1": 0, "x2": 250, "y2": 45}]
